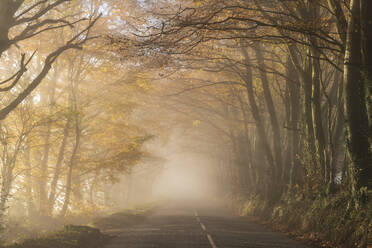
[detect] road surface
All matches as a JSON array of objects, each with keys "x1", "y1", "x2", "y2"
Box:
[{"x1": 104, "y1": 201, "x2": 310, "y2": 248}]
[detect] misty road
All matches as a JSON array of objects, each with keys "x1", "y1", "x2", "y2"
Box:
[{"x1": 104, "y1": 201, "x2": 310, "y2": 248}]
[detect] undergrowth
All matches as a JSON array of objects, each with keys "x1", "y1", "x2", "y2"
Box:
[
  {"x1": 2, "y1": 225, "x2": 110, "y2": 248},
  {"x1": 238, "y1": 191, "x2": 372, "y2": 248},
  {"x1": 1, "y1": 201, "x2": 162, "y2": 247}
]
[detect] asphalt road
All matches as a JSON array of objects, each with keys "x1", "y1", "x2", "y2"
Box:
[{"x1": 104, "y1": 201, "x2": 310, "y2": 248}]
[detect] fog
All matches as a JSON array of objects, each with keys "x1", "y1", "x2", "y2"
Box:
[
  {"x1": 152, "y1": 152, "x2": 217, "y2": 201},
  {"x1": 111, "y1": 125, "x2": 223, "y2": 209}
]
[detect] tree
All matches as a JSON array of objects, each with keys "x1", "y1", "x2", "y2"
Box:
[
  {"x1": 0, "y1": 0, "x2": 100, "y2": 120},
  {"x1": 343, "y1": 0, "x2": 372, "y2": 197},
  {"x1": 0, "y1": 104, "x2": 41, "y2": 221},
  {"x1": 109, "y1": 0, "x2": 369, "y2": 204}
]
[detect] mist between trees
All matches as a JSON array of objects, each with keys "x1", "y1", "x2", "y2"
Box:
[{"x1": 0, "y1": 0, "x2": 371, "y2": 246}]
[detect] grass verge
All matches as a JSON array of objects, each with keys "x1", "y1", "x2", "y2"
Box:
[{"x1": 237, "y1": 191, "x2": 372, "y2": 248}]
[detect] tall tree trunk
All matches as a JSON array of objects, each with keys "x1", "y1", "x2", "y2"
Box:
[
  {"x1": 302, "y1": 50, "x2": 317, "y2": 155},
  {"x1": 240, "y1": 46, "x2": 276, "y2": 201},
  {"x1": 287, "y1": 58, "x2": 301, "y2": 190},
  {"x1": 0, "y1": 156, "x2": 11, "y2": 221},
  {"x1": 253, "y1": 42, "x2": 284, "y2": 186},
  {"x1": 24, "y1": 139, "x2": 36, "y2": 217},
  {"x1": 344, "y1": 0, "x2": 372, "y2": 196},
  {"x1": 0, "y1": 0, "x2": 15, "y2": 55},
  {"x1": 284, "y1": 78, "x2": 292, "y2": 186},
  {"x1": 326, "y1": 68, "x2": 345, "y2": 193},
  {"x1": 236, "y1": 89, "x2": 256, "y2": 191},
  {"x1": 38, "y1": 72, "x2": 57, "y2": 215},
  {"x1": 72, "y1": 174, "x2": 82, "y2": 208},
  {"x1": 287, "y1": 45, "x2": 317, "y2": 162},
  {"x1": 0, "y1": 125, "x2": 23, "y2": 221},
  {"x1": 59, "y1": 119, "x2": 80, "y2": 217},
  {"x1": 311, "y1": 45, "x2": 329, "y2": 183},
  {"x1": 360, "y1": 0, "x2": 372, "y2": 143},
  {"x1": 47, "y1": 118, "x2": 70, "y2": 215},
  {"x1": 38, "y1": 120, "x2": 51, "y2": 215},
  {"x1": 327, "y1": 0, "x2": 347, "y2": 47}
]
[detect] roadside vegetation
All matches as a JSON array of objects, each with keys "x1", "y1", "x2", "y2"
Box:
[
  {"x1": 1, "y1": 203, "x2": 160, "y2": 248},
  {"x1": 3, "y1": 225, "x2": 109, "y2": 248},
  {"x1": 239, "y1": 192, "x2": 371, "y2": 247}
]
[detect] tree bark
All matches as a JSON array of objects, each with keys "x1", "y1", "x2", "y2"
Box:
[
  {"x1": 287, "y1": 57, "x2": 301, "y2": 190},
  {"x1": 311, "y1": 45, "x2": 329, "y2": 183},
  {"x1": 59, "y1": 119, "x2": 80, "y2": 217},
  {"x1": 253, "y1": 41, "x2": 284, "y2": 186},
  {"x1": 327, "y1": 0, "x2": 347, "y2": 47},
  {"x1": 236, "y1": 89, "x2": 256, "y2": 191},
  {"x1": 38, "y1": 74, "x2": 57, "y2": 215},
  {"x1": 344, "y1": 0, "x2": 372, "y2": 194},
  {"x1": 47, "y1": 118, "x2": 70, "y2": 215},
  {"x1": 360, "y1": 0, "x2": 372, "y2": 142},
  {"x1": 24, "y1": 139, "x2": 36, "y2": 217},
  {"x1": 240, "y1": 46, "x2": 277, "y2": 200}
]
